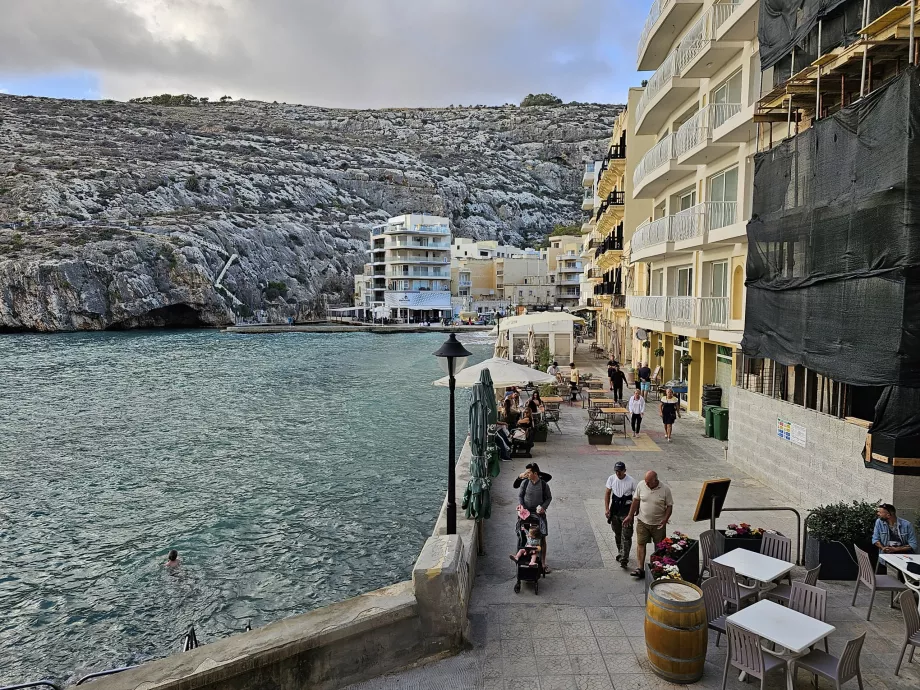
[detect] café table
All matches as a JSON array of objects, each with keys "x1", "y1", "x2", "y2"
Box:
[
  {"x1": 880, "y1": 553, "x2": 920, "y2": 610},
  {"x1": 542, "y1": 396, "x2": 564, "y2": 405},
  {"x1": 727, "y1": 599, "x2": 835, "y2": 690},
  {"x1": 712, "y1": 549, "x2": 795, "y2": 592}
]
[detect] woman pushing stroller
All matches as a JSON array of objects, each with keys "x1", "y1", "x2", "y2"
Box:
[{"x1": 513, "y1": 463, "x2": 553, "y2": 573}]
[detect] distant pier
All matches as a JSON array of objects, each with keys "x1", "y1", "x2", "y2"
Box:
[{"x1": 223, "y1": 323, "x2": 493, "y2": 335}]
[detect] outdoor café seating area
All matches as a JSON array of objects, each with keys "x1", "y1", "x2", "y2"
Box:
[{"x1": 647, "y1": 522, "x2": 920, "y2": 689}]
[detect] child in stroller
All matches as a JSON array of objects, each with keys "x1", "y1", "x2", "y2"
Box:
[
  {"x1": 513, "y1": 512, "x2": 546, "y2": 594},
  {"x1": 510, "y1": 525, "x2": 542, "y2": 566}
]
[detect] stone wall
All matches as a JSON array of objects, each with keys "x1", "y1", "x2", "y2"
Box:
[{"x1": 728, "y1": 386, "x2": 898, "y2": 510}]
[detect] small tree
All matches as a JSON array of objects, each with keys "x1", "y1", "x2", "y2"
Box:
[{"x1": 520, "y1": 93, "x2": 563, "y2": 107}]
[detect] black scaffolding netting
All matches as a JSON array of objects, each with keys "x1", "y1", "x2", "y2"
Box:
[
  {"x1": 760, "y1": 0, "x2": 902, "y2": 75},
  {"x1": 742, "y1": 67, "x2": 920, "y2": 461}
]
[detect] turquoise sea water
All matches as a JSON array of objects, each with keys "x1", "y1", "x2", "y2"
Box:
[{"x1": 0, "y1": 330, "x2": 491, "y2": 684}]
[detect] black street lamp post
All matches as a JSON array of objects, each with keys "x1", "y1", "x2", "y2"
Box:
[{"x1": 433, "y1": 333, "x2": 472, "y2": 535}]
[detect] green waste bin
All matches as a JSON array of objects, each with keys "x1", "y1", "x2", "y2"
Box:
[
  {"x1": 703, "y1": 406, "x2": 717, "y2": 438},
  {"x1": 712, "y1": 407, "x2": 729, "y2": 441}
]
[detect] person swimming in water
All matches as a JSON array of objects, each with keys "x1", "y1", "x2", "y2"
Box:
[{"x1": 166, "y1": 549, "x2": 180, "y2": 567}]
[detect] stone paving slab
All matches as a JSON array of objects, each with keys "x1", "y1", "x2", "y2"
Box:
[{"x1": 346, "y1": 352, "x2": 920, "y2": 690}]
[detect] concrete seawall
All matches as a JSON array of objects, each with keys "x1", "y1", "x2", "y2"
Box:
[{"x1": 85, "y1": 440, "x2": 479, "y2": 690}]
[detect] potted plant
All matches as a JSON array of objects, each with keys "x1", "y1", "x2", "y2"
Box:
[
  {"x1": 654, "y1": 346, "x2": 665, "y2": 358},
  {"x1": 584, "y1": 420, "x2": 613, "y2": 445},
  {"x1": 679, "y1": 353, "x2": 693, "y2": 366},
  {"x1": 805, "y1": 500, "x2": 879, "y2": 580},
  {"x1": 533, "y1": 418, "x2": 549, "y2": 443},
  {"x1": 642, "y1": 340, "x2": 651, "y2": 350},
  {"x1": 653, "y1": 532, "x2": 700, "y2": 583},
  {"x1": 716, "y1": 523, "x2": 775, "y2": 555}
]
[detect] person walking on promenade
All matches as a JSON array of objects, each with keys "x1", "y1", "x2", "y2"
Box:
[
  {"x1": 624, "y1": 470, "x2": 673, "y2": 579},
  {"x1": 607, "y1": 358, "x2": 619, "y2": 391},
  {"x1": 604, "y1": 461, "x2": 637, "y2": 569},
  {"x1": 637, "y1": 362, "x2": 652, "y2": 397},
  {"x1": 659, "y1": 388, "x2": 680, "y2": 442},
  {"x1": 610, "y1": 364, "x2": 627, "y2": 403},
  {"x1": 568, "y1": 362, "x2": 580, "y2": 405},
  {"x1": 514, "y1": 463, "x2": 553, "y2": 573},
  {"x1": 627, "y1": 389, "x2": 646, "y2": 437}
]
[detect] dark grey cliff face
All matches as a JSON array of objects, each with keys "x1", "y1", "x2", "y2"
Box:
[{"x1": 0, "y1": 96, "x2": 620, "y2": 331}]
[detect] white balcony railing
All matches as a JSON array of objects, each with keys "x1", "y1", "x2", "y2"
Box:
[
  {"x1": 632, "y1": 217, "x2": 673, "y2": 254},
  {"x1": 626, "y1": 295, "x2": 669, "y2": 321},
  {"x1": 699, "y1": 296, "x2": 729, "y2": 328},
  {"x1": 674, "y1": 107, "x2": 711, "y2": 158},
  {"x1": 628, "y1": 295, "x2": 732, "y2": 329},
  {"x1": 633, "y1": 133, "x2": 676, "y2": 191},
  {"x1": 711, "y1": 102, "x2": 743, "y2": 130},
  {"x1": 672, "y1": 204, "x2": 707, "y2": 241},
  {"x1": 707, "y1": 201, "x2": 738, "y2": 230},
  {"x1": 637, "y1": 3, "x2": 742, "y2": 123},
  {"x1": 635, "y1": 51, "x2": 678, "y2": 125},
  {"x1": 667, "y1": 296, "x2": 696, "y2": 325}
]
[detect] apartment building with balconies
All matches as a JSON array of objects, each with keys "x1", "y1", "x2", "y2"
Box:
[
  {"x1": 366, "y1": 214, "x2": 452, "y2": 322},
  {"x1": 583, "y1": 92, "x2": 657, "y2": 363},
  {"x1": 628, "y1": 0, "x2": 759, "y2": 412}
]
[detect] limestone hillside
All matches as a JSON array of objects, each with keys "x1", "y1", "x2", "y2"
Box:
[{"x1": 0, "y1": 96, "x2": 620, "y2": 331}]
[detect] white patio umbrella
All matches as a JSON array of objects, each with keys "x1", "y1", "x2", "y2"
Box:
[
  {"x1": 493, "y1": 328, "x2": 510, "y2": 359},
  {"x1": 433, "y1": 357, "x2": 556, "y2": 389}
]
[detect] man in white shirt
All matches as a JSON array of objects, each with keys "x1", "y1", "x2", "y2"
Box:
[
  {"x1": 604, "y1": 461, "x2": 637, "y2": 569},
  {"x1": 624, "y1": 471, "x2": 674, "y2": 579},
  {"x1": 627, "y1": 390, "x2": 646, "y2": 437}
]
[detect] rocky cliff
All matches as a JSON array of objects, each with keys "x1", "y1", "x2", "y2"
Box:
[{"x1": 0, "y1": 96, "x2": 620, "y2": 331}]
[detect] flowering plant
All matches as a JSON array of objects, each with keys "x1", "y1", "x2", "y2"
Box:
[
  {"x1": 654, "y1": 531, "x2": 695, "y2": 559},
  {"x1": 724, "y1": 523, "x2": 773, "y2": 539},
  {"x1": 649, "y1": 554, "x2": 682, "y2": 580}
]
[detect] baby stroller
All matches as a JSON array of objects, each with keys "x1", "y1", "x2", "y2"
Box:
[{"x1": 513, "y1": 513, "x2": 546, "y2": 594}]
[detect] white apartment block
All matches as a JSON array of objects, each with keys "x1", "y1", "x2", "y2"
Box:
[
  {"x1": 626, "y1": 0, "x2": 759, "y2": 410},
  {"x1": 367, "y1": 214, "x2": 453, "y2": 322}
]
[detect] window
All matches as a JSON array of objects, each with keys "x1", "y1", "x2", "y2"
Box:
[
  {"x1": 651, "y1": 269, "x2": 663, "y2": 296},
  {"x1": 678, "y1": 188, "x2": 697, "y2": 212},
  {"x1": 711, "y1": 70, "x2": 742, "y2": 106},
  {"x1": 676, "y1": 267, "x2": 693, "y2": 296},
  {"x1": 710, "y1": 261, "x2": 728, "y2": 298},
  {"x1": 708, "y1": 166, "x2": 738, "y2": 230}
]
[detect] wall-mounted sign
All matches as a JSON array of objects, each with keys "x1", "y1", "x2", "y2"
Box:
[{"x1": 777, "y1": 418, "x2": 807, "y2": 448}]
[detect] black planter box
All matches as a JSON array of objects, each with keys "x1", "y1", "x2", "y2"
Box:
[
  {"x1": 717, "y1": 530, "x2": 767, "y2": 555},
  {"x1": 805, "y1": 537, "x2": 877, "y2": 581},
  {"x1": 588, "y1": 434, "x2": 613, "y2": 445},
  {"x1": 533, "y1": 427, "x2": 549, "y2": 443},
  {"x1": 644, "y1": 539, "x2": 701, "y2": 589}
]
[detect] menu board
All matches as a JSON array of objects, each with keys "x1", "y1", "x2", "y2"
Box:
[{"x1": 777, "y1": 418, "x2": 807, "y2": 448}]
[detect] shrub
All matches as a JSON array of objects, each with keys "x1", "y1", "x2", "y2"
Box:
[
  {"x1": 185, "y1": 175, "x2": 201, "y2": 192},
  {"x1": 520, "y1": 93, "x2": 563, "y2": 107},
  {"x1": 808, "y1": 500, "x2": 879, "y2": 546}
]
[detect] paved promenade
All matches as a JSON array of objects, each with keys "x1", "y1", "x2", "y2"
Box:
[{"x1": 347, "y1": 352, "x2": 918, "y2": 690}]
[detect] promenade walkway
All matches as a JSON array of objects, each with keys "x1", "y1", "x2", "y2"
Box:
[{"x1": 348, "y1": 349, "x2": 916, "y2": 690}]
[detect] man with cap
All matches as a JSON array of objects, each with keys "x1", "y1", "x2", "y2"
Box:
[{"x1": 604, "y1": 461, "x2": 637, "y2": 569}]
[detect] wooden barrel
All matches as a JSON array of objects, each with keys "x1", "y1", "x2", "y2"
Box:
[{"x1": 644, "y1": 579, "x2": 707, "y2": 684}]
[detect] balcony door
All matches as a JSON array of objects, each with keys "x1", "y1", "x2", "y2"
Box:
[
  {"x1": 710, "y1": 261, "x2": 728, "y2": 298},
  {"x1": 676, "y1": 266, "x2": 693, "y2": 297},
  {"x1": 708, "y1": 166, "x2": 738, "y2": 230},
  {"x1": 678, "y1": 189, "x2": 697, "y2": 212}
]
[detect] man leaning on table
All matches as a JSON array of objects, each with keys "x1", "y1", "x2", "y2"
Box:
[
  {"x1": 624, "y1": 470, "x2": 673, "y2": 579},
  {"x1": 873, "y1": 503, "x2": 917, "y2": 555}
]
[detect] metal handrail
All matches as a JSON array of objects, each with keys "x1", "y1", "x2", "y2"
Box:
[
  {"x1": 1, "y1": 682, "x2": 62, "y2": 690},
  {"x1": 75, "y1": 667, "x2": 139, "y2": 686},
  {"x1": 721, "y1": 506, "x2": 804, "y2": 565}
]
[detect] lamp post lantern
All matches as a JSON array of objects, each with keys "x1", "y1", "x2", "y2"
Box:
[{"x1": 433, "y1": 333, "x2": 472, "y2": 535}]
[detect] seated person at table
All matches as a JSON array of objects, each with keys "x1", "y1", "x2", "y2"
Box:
[
  {"x1": 873, "y1": 503, "x2": 917, "y2": 554},
  {"x1": 500, "y1": 398, "x2": 520, "y2": 428},
  {"x1": 517, "y1": 407, "x2": 534, "y2": 430},
  {"x1": 527, "y1": 393, "x2": 544, "y2": 415},
  {"x1": 494, "y1": 423, "x2": 512, "y2": 460},
  {"x1": 504, "y1": 387, "x2": 518, "y2": 400}
]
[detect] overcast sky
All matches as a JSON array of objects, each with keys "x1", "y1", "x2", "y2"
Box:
[{"x1": 0, "y1": 0, "x2": 652, "y2": 107}]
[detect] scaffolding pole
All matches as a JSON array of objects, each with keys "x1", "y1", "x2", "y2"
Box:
[
  {"x1": 860, "y1": 0, "x2": 870, "y2": 97},
  {"x1": 816, "y1": 21, "x2": 823, "y2": 119},
  {"x1": 912, "y1": 0, "x2": 917, "y2": 67},
  {"x1": 787, "y1": 48, "x2": 795, "y2": 138}
]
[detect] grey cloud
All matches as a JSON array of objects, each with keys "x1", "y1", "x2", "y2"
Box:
[{"x1": 0, "y1": 0, "x2": 641, "y2": 106}]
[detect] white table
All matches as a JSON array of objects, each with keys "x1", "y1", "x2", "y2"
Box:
[
  {"x1": 713, "y1": 548, "x2": 795, "y2": 585},
  {"x1": 727, "y1": 600, "x2": 836, "y2": 690},
  {"x1": 880, "y1": 553, "x2": 920, "y2": 610}
]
